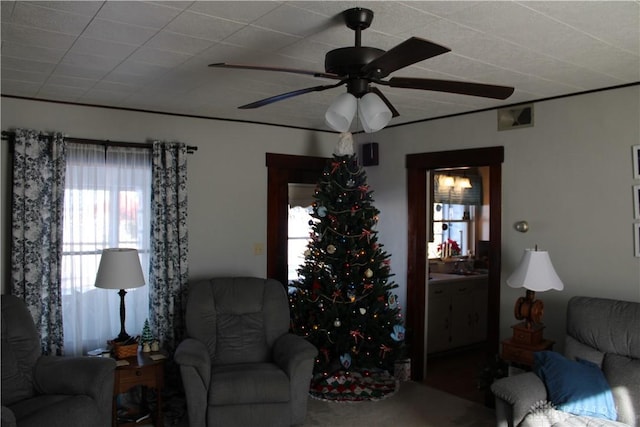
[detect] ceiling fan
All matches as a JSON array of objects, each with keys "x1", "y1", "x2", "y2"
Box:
[{"x1": 210, "y1": 7, "x2": 514, "y2": 124}]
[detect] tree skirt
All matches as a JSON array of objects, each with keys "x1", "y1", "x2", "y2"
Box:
[{"x1": 309, "y1": 370, "x2": 399, "y2": 402}]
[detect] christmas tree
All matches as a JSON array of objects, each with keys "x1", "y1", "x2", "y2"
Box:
[
  {"x1": 141, "y1": 319, "x2": 153, "y2": 344},
  {"x1": 289, "y1": 133, "x2": 405, "y2": 384}
]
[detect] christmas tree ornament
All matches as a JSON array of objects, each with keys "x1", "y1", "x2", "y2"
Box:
[
  {"x1": 317, "y1": 206, "x2": 328, "y2": 217},
  {"x1": 390, "y1": 325, "x2": 406, "y2": 342},
  {"x1": 364, "y1": 268, "x2": 373, "y2": 278},
  {"x1": 339, "y1": 353, "x2": 352, "y2": 369},
  {"x1": 326, "y1": 244, "x2": 336, "y2": 254},
  {"x1": 333, "y1": 318, "x2": 342, "y2": 327},
  {"x1": 359, "y1": 307, "x2": 367, "y2": 315},
  {"x1": 388, "y1": 294, "x2": 398, "y2": 309}
]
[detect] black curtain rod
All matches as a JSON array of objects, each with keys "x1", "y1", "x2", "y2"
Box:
[{"x1": 1, "y1": 131, "x2": 198, "y2": 154}]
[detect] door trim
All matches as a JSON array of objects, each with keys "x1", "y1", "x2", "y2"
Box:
[
  {"x1": 266, "y1": 153, "x2": 328, "y2": 285},
  {"x1": 406, "y1": 146, "x2": 503, "y2": 380}
]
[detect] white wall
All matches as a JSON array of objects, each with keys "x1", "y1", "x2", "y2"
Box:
[
  {"x1": 363, "y1": 85, "x2": 640, "y2": 350},
  {"x1": 0, "y1": 97, "x2": 337, "y2": 292},
  {"x1": 2, "y1": 85, "x2": 639, "y2": 349}
]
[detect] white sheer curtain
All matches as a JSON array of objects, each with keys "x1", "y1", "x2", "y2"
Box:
[{"x1": 62, "y1": 144, "x2": 151, "y2": 356}]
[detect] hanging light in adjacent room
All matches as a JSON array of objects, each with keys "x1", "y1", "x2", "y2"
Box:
[
  {"x1": 457, "y1": 176, "x2": 472, "y2": 189},
  {"x1": 441, "y1": 176, "x2": 455, "y2": 188}
]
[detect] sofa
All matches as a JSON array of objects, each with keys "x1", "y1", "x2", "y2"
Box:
[
  {"x1": 175, "y1": 277, "x2": 318, "y2": 427},
  {"x1": 1, "y1": 294, "x2": 116, "y2": 427},
  {"x1": 491, "y1": 296, "x2": 639, "y2": 427}
]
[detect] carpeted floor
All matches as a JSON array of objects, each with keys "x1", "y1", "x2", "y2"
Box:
[
  {"x1": 303, "y1": 381, "x2": 495, "y2": 427},
  {"x1": 163, "y1": 381, "x2": 495, "y2": 426}
]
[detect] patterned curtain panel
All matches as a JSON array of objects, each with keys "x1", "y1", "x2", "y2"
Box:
[
  {"x1": 11, "y1": 129, "x2": 66, "y2": 355},
  {"x1": 149, "y1": 141, "x2": 189, "y2": 352}
]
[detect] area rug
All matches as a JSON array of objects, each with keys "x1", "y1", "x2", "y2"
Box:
[
  {"x1": 304, "y1": 381, "x2": 496, "y2": 427},
  {"x1": 309, "y1": 370, "x2": 398, "y2": 402}
]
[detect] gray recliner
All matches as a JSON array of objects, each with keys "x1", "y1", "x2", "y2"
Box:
[
  {"x1": 1, "y1": 294, "x2": 116, "y2": 427},
  {"x1": 491, "y1": 296, "x2": 640, "y2": 427},
  {"x1": 174, "y1": 277, "x2": 318, "y2": 427}
]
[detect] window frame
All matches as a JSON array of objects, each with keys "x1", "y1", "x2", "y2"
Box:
[{"x1": 266, "y1": 153, "x2": 327, "y2": 286}]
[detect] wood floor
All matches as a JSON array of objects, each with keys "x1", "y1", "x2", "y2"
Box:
[{"x1": 424, "y1": 347, "x2": 490, "y2": 406}]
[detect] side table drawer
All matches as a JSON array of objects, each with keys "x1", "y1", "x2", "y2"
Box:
[{"x1": 116, "y1": 366, "x2": 157, "y2": 392}]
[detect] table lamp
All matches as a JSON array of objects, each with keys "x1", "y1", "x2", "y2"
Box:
[
  {"x1": 95, "y1": 248, "x2": 146, "y2": 343},
  {"x1": 506, "y1": 247, "x2": 563, "y2": 341}
]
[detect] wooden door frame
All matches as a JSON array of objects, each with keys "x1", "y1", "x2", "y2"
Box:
[
  {"x1": 266, "y1": 153, "x2": 328, "y2": 285},
  {"x1": 406, "y1": 146, "x2": 504, "y2": 380}
]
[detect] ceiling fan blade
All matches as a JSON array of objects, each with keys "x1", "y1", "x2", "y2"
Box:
[
  {"x1": 369, "y1": 87, "x2": 399, "y2": 118},
  {"x1": 361, "y1": 37, "x2": 450, "y2": 78},
  {"x1": 209, "y1": 63, "x2": 341, "y2": 80},
  {"x1": 387, "y1": 77, "x2": 515, "y2": 100},
  {"x1": 239, "y1": 81, "x2": 346, "y2": 109}
]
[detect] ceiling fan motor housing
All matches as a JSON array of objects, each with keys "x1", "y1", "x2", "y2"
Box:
[{"x1": 325, "y1": 47, "x2": 384, "y2": 78}]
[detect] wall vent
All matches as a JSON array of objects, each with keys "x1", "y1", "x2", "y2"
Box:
[{"x1": 497, "y1": 104, "x2": 534, "y2": 131}]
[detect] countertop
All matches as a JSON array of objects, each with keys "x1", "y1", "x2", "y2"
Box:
[{"x1": 428, "y1": 272, "x2": 488, "y2": 283}]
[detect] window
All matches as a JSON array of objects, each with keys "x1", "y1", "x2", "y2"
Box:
[
  {"x1": 288, "y1": 205, "x2": 314, "y2": 282},
  {"x1": 428, "y1": 171, "x2": 482, "y2": 259},
  {"x1": 428, "y1": 203, "x2": 475, "y2": 258},
  {"x1": 62, "y1": 144, "x2": 151, "y2": 356},
  {"x1": 287, "y1": 183, "x2": 317, "y2": 283}
]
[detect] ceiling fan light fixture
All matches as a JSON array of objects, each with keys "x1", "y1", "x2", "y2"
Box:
[
  {"x1": 325, "y1": 92, "x2": 357, "y2": 132},
  {"x1": 359, "y1": 92, "x2": 392, "y2": 133}
]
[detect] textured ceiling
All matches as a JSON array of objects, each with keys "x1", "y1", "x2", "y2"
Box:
[{"x1": 1, "y1": 1, "x2": 639, "y2": 132}]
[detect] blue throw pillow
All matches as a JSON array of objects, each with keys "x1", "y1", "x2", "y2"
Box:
[{"x1": 533, "y1": 351, "x2": 617, "y2": 421}]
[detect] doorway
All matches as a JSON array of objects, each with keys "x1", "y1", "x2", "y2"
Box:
[{"x1": 405, "y1": 147, "x2": 504, "y2": 382}]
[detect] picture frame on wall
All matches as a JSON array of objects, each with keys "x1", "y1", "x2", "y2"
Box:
[
  {"x1": 635, "y1": 223, "x2": 640, "y2": 257},
  {"x1": 634, "y1": 145, "x2": 640, "y2": 179},
  {"x1": 635, "y1": 185, "x2": 640, "y2": 220}
]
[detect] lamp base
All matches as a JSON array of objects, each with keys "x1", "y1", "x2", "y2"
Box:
[
  {"x1": 514, "y1": 289, "x2": 544, "y2": 328},
  {"x1": 511, "y1": 322, "x2": 544, "y2": 346}
]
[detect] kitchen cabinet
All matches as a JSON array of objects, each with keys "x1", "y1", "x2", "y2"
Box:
[{"x1": 427, "y1": 274, "x2": 488, "y2": 354}]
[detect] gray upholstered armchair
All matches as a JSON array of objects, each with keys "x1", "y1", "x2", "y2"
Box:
[
  {"x1": 175, "y1": 277, "x2": 318, "y2": 427},
  {"x1": 491, "y1": 296, "x2": 640, "y2": 427},
  {"x1": 1, "y1": 294, "x2": 116, "y2": 427}
]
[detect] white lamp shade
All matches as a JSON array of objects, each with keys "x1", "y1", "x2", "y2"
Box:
[
  {"x1": 95, "y1": 248, "x2": 145, "y2": 290},
  {"x1": 359, "y1": 92, "x2": 392, "y2": 133},
  {"x1": 506, "y1": 249, "x2": 564, "y2": 292},
  {"x1": 325, "y1": 92, "x2": 357, "y2": 132}
]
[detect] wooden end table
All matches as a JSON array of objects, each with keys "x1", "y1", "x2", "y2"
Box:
[
  {"x1": 501, "y1": 337, "x2": 554, "y2": 368},
  {"x1": 501, "y1": 323, "x2": 554, "y2": 369},
  {"x1": 112, "y1": 351, "x2": 165, "y2": 427}
]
